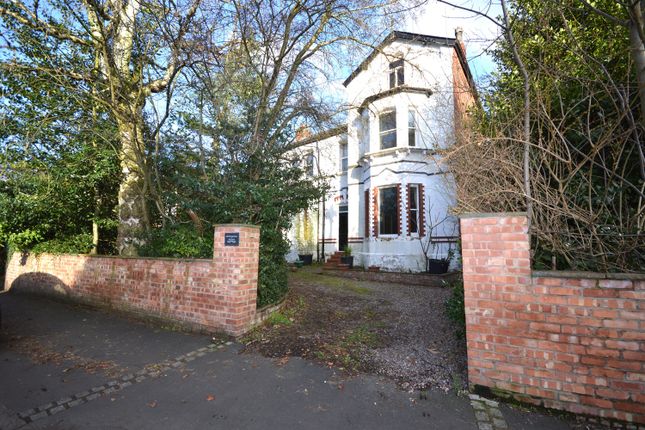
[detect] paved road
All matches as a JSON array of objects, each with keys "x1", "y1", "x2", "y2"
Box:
[{"x1": 0, "y1": 292, "x2": 574, "y2": 430}]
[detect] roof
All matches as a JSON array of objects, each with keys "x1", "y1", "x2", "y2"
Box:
[{"x1": 343, "y1": 31, "x2": 457, "y2": 87}]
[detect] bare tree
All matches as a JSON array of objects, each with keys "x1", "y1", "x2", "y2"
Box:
[
  {"x1": 442, "y1": 0, "x2": 645, "y2": 271},
  {"x1": 437, "y1": 0, "x2": 533, "y2": 227}
]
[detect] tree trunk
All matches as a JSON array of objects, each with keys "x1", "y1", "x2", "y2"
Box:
[
  {"x1": 116, "y1": 113, "x2": 149, "y2": 256},
  {"x1": 628, "y1": 2, "x2": 645, "y2": 233},
  {"x1": 628, "y1": 3, "x2": 645, "y2": 130},
  {"x1": 501, "y1": 0, "x2": 533, "y2": 229}
]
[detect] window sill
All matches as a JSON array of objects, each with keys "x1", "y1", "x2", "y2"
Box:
[{"x1": 376, "y1": 234, "x2": 399, "y2": 240}]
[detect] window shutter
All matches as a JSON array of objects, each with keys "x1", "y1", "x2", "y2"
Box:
[
  {"x1": 396, "y1": 184, "x2": 402, "y2": 236},
  {"x1": 419, "y1": 184, "x2": 426, "y2": 237},
  {"x1": 364, "y1": 189, "x2": 370, "y2": 238},
  {"x1": 372, "y1": 187, "x2": 379, "y2": 238}
]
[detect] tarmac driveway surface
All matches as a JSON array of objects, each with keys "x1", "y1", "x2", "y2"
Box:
[{"x1": 0, "y1": 291, "x2": 575, "y2": 430}]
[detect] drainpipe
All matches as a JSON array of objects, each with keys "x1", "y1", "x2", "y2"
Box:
[
  {"x1": 316, "y1": 199, "x2": 320, "y2": 262},
  {"x1": 321, "y1": 193, "x2": 326, "y2": 262},
  {"x1": 316, "y1": 142, "x2": 327, "y2": 263}
]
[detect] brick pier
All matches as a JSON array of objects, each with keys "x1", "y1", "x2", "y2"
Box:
[{"x1": 460, "y1": 213, "x2": 644, "y2": 424}]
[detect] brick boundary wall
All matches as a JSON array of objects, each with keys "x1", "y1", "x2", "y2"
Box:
[
  {"x1": 4, "y1": 224, "x2": 261, "y2": 337},
  {"x1": 460, "y1": 213, "x2": 645, "y2": 424}
]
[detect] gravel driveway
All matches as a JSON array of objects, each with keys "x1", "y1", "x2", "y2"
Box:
[{"x1": 242, "y1": 267, "x2": 467, "y2": 392}]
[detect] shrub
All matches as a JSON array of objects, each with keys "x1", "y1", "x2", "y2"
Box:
[
  {"x1": 6, "y1": 229, "x2": 43, "y2": 251},
  {"x1": 257, "y1": 228, "x2": 289, "y2": 307},
  {"x1": 31, "y1": 233, "x2": 94, "y2": 254},
  {"x1": 137, "y1": 225, "x2": 212, "y2": 259},
  {"x1": 444, "y1": 279, "x2": 466, "y2": 339}
]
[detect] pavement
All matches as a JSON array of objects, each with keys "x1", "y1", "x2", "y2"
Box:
[{"x1": 0, "y1": 291, "x2": 582, "y2": 430}]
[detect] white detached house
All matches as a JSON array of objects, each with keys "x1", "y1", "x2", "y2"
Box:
[{"x1": 289, "y1": 29, "x2": 476, "y2": 272}]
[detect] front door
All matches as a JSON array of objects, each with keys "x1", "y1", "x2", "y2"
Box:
[{"x1": 339, "y1": 205, "x2": 348, "y2": 251}]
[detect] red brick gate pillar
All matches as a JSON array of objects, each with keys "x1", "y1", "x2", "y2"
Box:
[
  {"x1": 213, "y1": 224, "x2": 260, "y2": 336},
  {"x1": 459, "y1": 213, "x2": 531, "y2": 388}
]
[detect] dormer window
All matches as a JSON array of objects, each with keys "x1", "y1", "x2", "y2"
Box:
[{"x1": 389, "y1": 59, "x2": 404, "y2": 88}]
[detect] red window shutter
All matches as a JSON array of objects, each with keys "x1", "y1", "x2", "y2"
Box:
[
  {"x1": 364, "y1": 189, "x2": 370, "y2": 238},
  {"x1": 396, "y1": 184, "x2": 402, "y2": 236},
  {"x1": 372, "y1": 187, "x2": 379, "y2": 238},
  {"x1": 419, "y1": 184, "x2": 426, "y2": 237}
]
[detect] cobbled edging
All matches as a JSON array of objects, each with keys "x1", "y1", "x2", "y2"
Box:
[
  {"x1": 469, "y1": 394, "x2": 508, "y2": 430},
  {"x1": 14, "y1": 341, "x2": 230, "y2": 426}
]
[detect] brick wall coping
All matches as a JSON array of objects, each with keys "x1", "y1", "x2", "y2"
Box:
[
  {"x1": 213, "y1": 223, "x2": 260, "y2": 229},
  {"x1": 459, "y1": 212, "x2": 527, "y2": 219},
  {"x1": 16, "y1": 252, "x2": 212, "y2": 263},
  {"x1": 533, "y1": 270, "x2": 645, "y2": 281}
]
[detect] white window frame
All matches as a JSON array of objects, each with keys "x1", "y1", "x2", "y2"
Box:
[
  {"x1": 408, "y1": 108, "x2": 416, "y2": 147},
  {"x1": 389, "y1": 59, "x2": 404, "y2": 88},
  {"x1": 408, "y1": 184, "x2": 420, "y2": 234},
  {"x1": 379, "y1": 109, "x2": 397, "y2": 150},
  {"x1": 340, "y1": 143, "x2": 348, "y2": 173},
  {"x1": 305, "y1": 152, "x2": 315, "y2": 176}
]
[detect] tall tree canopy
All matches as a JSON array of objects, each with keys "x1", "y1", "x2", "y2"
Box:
[
  {"x1": 1, "y1": 0, "x2": 422, "y2": 303},
  {"x1": 1, "y1": 0, "x2": 205, "y2": 255}
]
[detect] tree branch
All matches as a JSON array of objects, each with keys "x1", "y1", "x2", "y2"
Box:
[{"x1": 1, "y1": 1, "x2": 91, "y2": 46}]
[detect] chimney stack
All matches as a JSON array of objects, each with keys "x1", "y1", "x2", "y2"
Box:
[
  {"x1": 455, "y1": 27, "x2": 465, "y2": 53},
  {"x1": 455, "y1": 27, "x2": 463, "y2": 43},
  {"x1": 296, "y1": 125, "x2": 311, "y2": 141}
]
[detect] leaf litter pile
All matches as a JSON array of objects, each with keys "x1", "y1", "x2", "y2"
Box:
[
  {"x1": 4, "y1": 333, "x2": 123, "y2": 378},
  {"x1": 242, "y1": 268, "x2": 467, "y2": 392}
]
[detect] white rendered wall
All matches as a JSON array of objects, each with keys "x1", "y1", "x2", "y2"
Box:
[
  {"x1": 286, "y1": 133, "x2": 348, "y2": 262},
  {"x1": 288, "y1": 37, "x2": 462, "y2": 272}
]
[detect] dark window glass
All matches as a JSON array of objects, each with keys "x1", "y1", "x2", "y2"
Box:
[
  {"x1": 379, "y1": 110, "x2": 397, "y2": 150},
  {"x1": 409, "y1": 185, "x2": 419, "y2": 233},
  {"x1": 379, "y1": 187, "x2": 398, "y2": 235}
]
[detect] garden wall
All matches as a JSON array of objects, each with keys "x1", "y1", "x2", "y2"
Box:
[
  {"x1": 460, "y1": 213, "x2": 644, "y2": 424},
  {"x1": 4, "y1": 224, "x2": 261, "y2": 336}
]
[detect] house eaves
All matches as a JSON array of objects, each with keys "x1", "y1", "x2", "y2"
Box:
[
  {"x1": 288, "y1": 125, "x2": 346, "y2": 150},
  {"x1": 357, "y1": 86, "x2": 433, "y2": 113}
]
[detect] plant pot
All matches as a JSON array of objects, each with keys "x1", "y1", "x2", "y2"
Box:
[
  {"x1": 298, "y1": 254, "x2": 313, "y2": 265},
  {"x1": 340, "y1": 255, "x2": 354, "y2": 269},
  {"x1": 427, "y1": 258, "x2": 449, "y2": 274}
]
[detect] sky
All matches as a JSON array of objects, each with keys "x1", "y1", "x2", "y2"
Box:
[
  {"x1": 316, "y1": 0, "x2": 503, "y2": 113},
  {"x1": 403, "y1": 0, "x2": 503, "y2": 84}
]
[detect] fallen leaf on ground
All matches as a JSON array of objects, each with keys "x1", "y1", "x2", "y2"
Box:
[
  {"x1": 277, "y1": 356, "x2": 289, "y2": 366},
  {"x1": 206, "y1": 394, "x2": 215, "y2": 401},
  {"x1": 147, "y1": 401, "x2": 157, "y2": 408}
]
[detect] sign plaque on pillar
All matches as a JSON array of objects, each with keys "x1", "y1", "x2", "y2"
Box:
[{"x1": 224, "y1": 232, "x2": 240, "y2": 246}]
